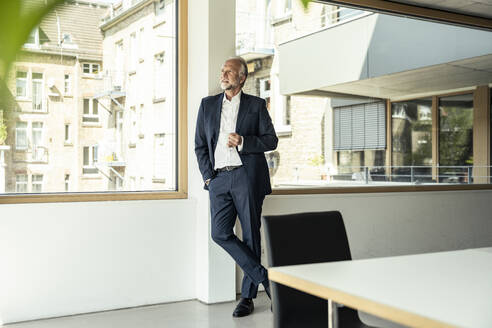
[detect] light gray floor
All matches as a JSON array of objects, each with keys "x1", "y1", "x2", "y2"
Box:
[{"x1": 4, "y1": 293, "x2": 273, "y2": 328}]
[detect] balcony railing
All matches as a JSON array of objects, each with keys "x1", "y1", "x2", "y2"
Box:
[
  {"x1": 236, "y1": 12, "x2": 274, "y2": 59},
  {"x1": 333, "y1": 165, "x2": 491, "y2": 185}
]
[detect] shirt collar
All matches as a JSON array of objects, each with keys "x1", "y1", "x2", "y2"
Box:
[{"x1": 223, "y1": 90, "x2": 242, "y2": 105}]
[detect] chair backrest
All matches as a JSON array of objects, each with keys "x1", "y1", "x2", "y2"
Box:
[
  {"x1": 263, "y1": 211, "x2": 352, "y2": 267},
  {"x1": 262, "y1": 211, "x2": 352, "y2": 328}
]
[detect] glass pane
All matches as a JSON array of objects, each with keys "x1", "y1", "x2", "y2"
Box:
[
  {"x1": 93, "y1": 99, "x2": 98, "y2": 115},
  {"x1": 83, "y1": 99, "x2": 90, "y2": 114},
  {"x1": 439, "y1": 94, "x2": 473, "y2": 183},
  {"x1": 83, "y1": 147, "x2": 89, "y2": 166},
  {"x1": 391, "y1": 98, "x2": 433, "y2": 183}
]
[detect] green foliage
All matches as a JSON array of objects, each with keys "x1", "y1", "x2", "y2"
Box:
[
  {"x1": 300, "y1": 0, "x2": 312, "y2": 10},
  {"x1": 0, "y1": 0, "x2": 63, "y2": 78},
  {"x1": 439, "y1": 107, "x2": 474, "y2": 166},
  {"x1": 308, "y1": 154, "x2": 325, "y2": 166},
  {"x1": 0, "y1": 111, "x2": 7, "y2": 144}
]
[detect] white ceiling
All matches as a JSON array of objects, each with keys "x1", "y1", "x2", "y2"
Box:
[{"x1": 317, "y1": 54, "x2": 492, "y2": 99}]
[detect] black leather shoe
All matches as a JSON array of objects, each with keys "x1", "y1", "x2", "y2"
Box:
[{"x1": 232, "y1": 298, "x2": 254, "y2": 317}]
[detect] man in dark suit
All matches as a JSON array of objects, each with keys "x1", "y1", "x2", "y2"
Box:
[{"x1": 195, "y1": 57, "x2": 278, "y2": 317}]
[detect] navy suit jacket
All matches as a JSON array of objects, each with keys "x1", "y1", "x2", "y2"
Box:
[{"x1": 194, "y1": 92, "x2": 278, "y2": 196}]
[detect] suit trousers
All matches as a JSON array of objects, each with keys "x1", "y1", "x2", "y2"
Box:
[{"x1": 208, "y1": 166, "x2": 268, "y2": 299}]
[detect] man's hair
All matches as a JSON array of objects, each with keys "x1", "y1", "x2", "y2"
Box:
[{"x1": 227, "y1": 56, "x2": 248, "y2": 87}]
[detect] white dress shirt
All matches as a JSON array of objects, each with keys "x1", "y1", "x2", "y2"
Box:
[{"x1": 214, "y1": 91, "x2": 244, "y2": 170}]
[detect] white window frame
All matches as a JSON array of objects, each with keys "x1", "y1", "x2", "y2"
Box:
[
  {"x1": 32, "y1": 174, "x2": 43, "y2": 193},
  {"x1": 83, "y1": 98, "x2": 99, "y2": 124},
  {"x1": 16, "y1": 71, "x2": 28, "y2": 98},
  {"x1": 130, "y1": 106, "x2": 137, "y2": 145},
  {"x1": 31, "y1": 121, "x2": 44, "y2": 159},
  {"x1": 64, "y1": 74, "x2": 71, "y2": 95},
  {"x1": 32, "y1": 72, "x2": 45, "y2": 112},
  {"x1": 64, "y1": 123, "x2": 71, "y2": 144},
  {"x1": 82, "y1": 63, "x2": 100, "y2": 75},
  {"x1": 154, "y1": 52, "x2": 166, "y2": 101},
  {"x1": 138, "y1": 27, "x2": 145, "y2": 61},
  {"x1": 24, "y1": 27, "x2": 39, "y2": 48},
  {"x1": 65, "y1": 174, "x2": 70, "y2": 191},
  {"x1": 273, "y1": 74, "x2": 292, "y2": 134},
  {"x1": 16, "y1": 174, "x2": 28, "y2": 193},
  {"x1": 153, "y1": 133, "x2": 166, "y2": 180},
  {"x1": 83, "y1": 145, "x2": 99, "y2": 175},
  {"x1": 130, "y1": 32, "x2": 137, "y2": 71},
  {"x1": 15, "y1": 121, "x2": 28, "y2": 150}
]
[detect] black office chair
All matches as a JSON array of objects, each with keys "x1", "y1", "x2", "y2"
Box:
[{"x1": 262, "y1": 211, "x2": 375, "y2": 328}]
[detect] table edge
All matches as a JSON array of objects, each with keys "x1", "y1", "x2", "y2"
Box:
[{"x1": 268, "y1": 267, "x2": 457, "y2": 328}]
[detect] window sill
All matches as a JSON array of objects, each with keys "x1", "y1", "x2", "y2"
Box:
[
  {"x1": 64, "y1": 94, "x2": 73, "y2": 98},
  {"x1": 128, "y1": 143, "x2": 136, "y2": 148},
  {"x1": 64, "y1": 142, "x2": 73, "y2": 147},
  {"x1": 153, "y1": 18, "x2": 166, "y2": 29},
  {"x1": 153, "y1": 97, "x2": 166, "y2": 104},
  {"x1": 81, "y1": 174, "x2": 102, "y2": 180},
  {"x1": 82, "y1": 74, "x2": 102, "y2": 80},
  {"x1": 276, "y1": 125, "x2": 292, "y2": 137},
  {"x1": 271, "y1": 184, "x2": 492, "y2": 195},
  {"x1": 152, "y1": 178, "x2": 166, "y2": 183},
  {"x1": 15, "y1": 97, "x2": 30, "y2": 102},
  {"x1": 138, "y1": 58, "x2": 144, "y2": 63},
  {"x1": 272, "y1": 13, "x2": 292, "y2": 25},
  {"x1": 128, "y1": 70, "x2": 136, "y2": 76},
  {"x1": 82, "y1": 123, "x2": 101, "y2": 128},
  {"x1": 0, "y1": 190, "x2": 187, "y2": 204}
]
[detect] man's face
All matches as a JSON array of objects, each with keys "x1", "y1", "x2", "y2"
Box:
[{"x1": 220, "y1": 60, "x2": 244, "y2": 91}]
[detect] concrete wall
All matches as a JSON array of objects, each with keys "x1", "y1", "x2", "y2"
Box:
[{"x1": 279, "y1": 13, "x2": 492, "y2": 95}]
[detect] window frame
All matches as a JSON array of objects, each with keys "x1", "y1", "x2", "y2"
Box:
[
  {"x1": 0, "y1": 0, "x2": 188, "y2": 204},
  {"x1": 272, "y1": 87, "x2": 492, "y2": 195}
]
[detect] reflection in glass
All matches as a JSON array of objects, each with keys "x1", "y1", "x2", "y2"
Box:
[
  {"x1": 439, "y1": 94, "x2": 473, "y2": 183},
  {"x1": 391, "y1": 98, "x2": 432, "y2": 182}
]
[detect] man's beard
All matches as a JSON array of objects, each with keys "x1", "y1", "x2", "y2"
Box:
[{"x1": 220, "y1": 82, "x2": 232, "y2": 90}]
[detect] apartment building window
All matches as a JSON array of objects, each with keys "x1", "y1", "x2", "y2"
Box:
[
  {"x1": 130, "y1": 106, "x2": 137, "y2": 145},
  {"x1": 153, "y1": 133, "x2": 166, "y2": 181},
  {"x1": 16, "y1": 71, "x2": 28, "y2": 98},
  {"x1": 83, "y1": 98, "x2": 99, "y2": 123},
  {"x1": 64, "y1": 124, "x2": 71, "y2": 143},
  {"x1": 15, "y1": 122, "x2": 28, "y2": 150},
  {"x1": 32, "y1": 72, "x2": 44, "y2": 111},
  {"x1": 138, "y1": 28, "x2": 145, "y2": 61},
  {"x1": 130, "y1": 32, "x2": 137, "y2": 71},
  {"x1": 32, "y1": 122, "x2": 44, "y2": 160},
  {"x1": 25, "y1": 27, "x2": 39, "y2": 47},
  {"x1": 32, "y1": 174, "x2": 43, "y2": 193},
  {"x1": 83, "y1": 145, "x2": 98, "y2": 174},
  {"x1": 16, "y1": 174, "x2": 28, "y2": 192},
  {"x1": 284, "y1": 96, "x2": 291, "y2": 126},
  {"x1": 276, "y1": 0, "x2": 292, "y2": 18},
  {"x1": 64, "y1": 74, "x2": 71, "y2": 95},
  {"x1": 156, "y1": 0, "x2": 165, "y2": 15},
  {"x1": 1, "y1": 0, "x2": 181, "y2": 199},
  {"x1": 65, "y1": 174, "x2": 70, "y2": 191},
  {"x1": 154, "y1": 52, "x2": 166, "y2": 101},
  {"x1": 259, "y1": 77, "x2": 271, "y2": 112},
  {"x1": 82, "y1": 63, "x2": 100, "y2": 74}
]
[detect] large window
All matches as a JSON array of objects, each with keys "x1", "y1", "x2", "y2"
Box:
[
  {"x1": 236, "y1": 1, "x2": 491, "y2": 192},
  {"x1": 1, "y1": 0, "x2": 184, "y2": 201},
  {"x1": 439, "y1": 94, "x2": 474, "y2": 183},
  {"x1": 391, "y1": 98, "x2": 433, "y2": 183}
]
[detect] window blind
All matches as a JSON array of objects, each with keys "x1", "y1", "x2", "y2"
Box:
[{"x1": 334, "y1": 102, "x2": 386, "y2": 150}]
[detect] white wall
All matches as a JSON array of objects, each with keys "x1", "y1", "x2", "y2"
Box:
[
  {"x1": 0, "y1": 200, "x2": 196, "y2": 324},
  {"x1": 263, "y1": 190, "x2": 492, "y2": 259}
]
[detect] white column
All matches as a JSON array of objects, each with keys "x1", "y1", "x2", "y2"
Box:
[
  {"x1": 0, "y1": 146, "x2": 10, "y2": 193},
  {"x1": 188, "y1": 0, "x2": 237, "y2": 303}
]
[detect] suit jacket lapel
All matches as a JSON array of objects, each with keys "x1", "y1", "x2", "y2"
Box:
[
  {"x1": 235, "y1": 92, "x2": 250, "y2": 134},
  {"x1": 212, "y1": 93, "x2": 224, "y2": 149}
]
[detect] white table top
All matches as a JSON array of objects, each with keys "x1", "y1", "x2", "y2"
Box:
[{"x1": 268, "y1": 247, "x2": 492, "y2": 328}]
